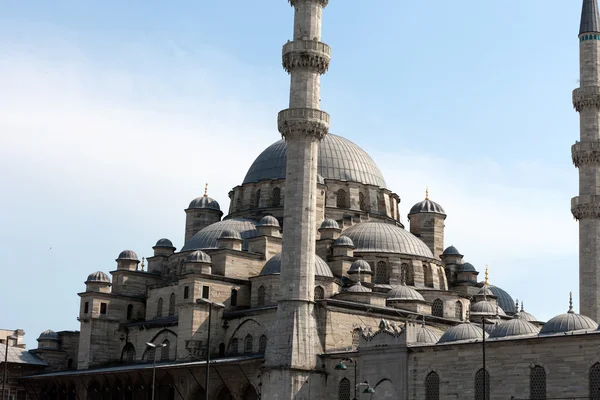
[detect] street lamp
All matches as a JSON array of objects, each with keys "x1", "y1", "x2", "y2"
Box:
[
  {"x1": 2, "y1": 335, "x2": 18, "y2": 400},
  {"x1": 335, "y1": 358, "x2": 375, "y2": 399},
  {"x1": 145, "y1": 341, "x2": 167, "y2": 400},
  {"x1": 196, "y1": 298, "x2": 225, "y2": 400}
]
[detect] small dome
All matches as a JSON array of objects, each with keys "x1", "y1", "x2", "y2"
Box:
[
  {"x1": 470, "y1": 300, "x2": 506, "y2": 316},
  {"x1": 438, "y1": 323, "x2": 488, "y2": 344},
  {"x1": 408, "y1": 199, "x2": 445, "y2": 216},
  {"x1": 320, "y1": 219, "x2": 340, "y2": 230},
  {"x1": 182, "y1": 219, "x2": 258, "y2": 251},
  {"x1": 540, "y1": 311, "x2": 598, "y2": 335},
  {"x1": 259, "y1": 253, "x2": 333, "y2": 278},
  {"x1": 416, "y1": 325, "x2": 442, "y2": 344},
  {"x1": 333, "y1": 236, "x2": 354, "y2": 247},
  {"x1": 86, "y1": 271, "x2": 111, "y2": 284},
  {"x1": 517, "y1": 307, "x2": 538, "y2": 323},
  {"x1": 117, "y1": 250, "x2": 138, "y2": 261},
  {"x1": 349, "y1": 260, "x2": 371, "y2": 273},
  {"x1": 489, "y1": 319, "x2": 539, "y2": 339},
  {"x1": 258, "y1": 215, "x2": 280, "y2": 227},
  {"x1": 443, "y1": 245, "x2": 462, "y2": 256},
  {"x1": 347, "y1": 282, "x2": 372, "y2": 293},
  {"x1": 219, "y1": 230, "x2": 242, "y2": 240},
  {"x1": 186, "y1": 250, "x2": 212, "y2": 264},
  {"x1": 460, "y1": 262, "x2": 477, "y2": 273},
  {"x1": 188, "y1": 195, "x2": 221, "y2": 211},
  {"x1": 37, "y1": 330, "x2": 59, "y2": 341},
  {"x1": 154, "y1": 238, "x2": 175, "y2": 248},
  {"x1": 342, "y1": 222, "x2": 434, "y2": 258},
  {"x1": 479, "y1": 285, "x2": 515, "y2": 316},
  {"x1": 387, "y1": 284, "x2": 425, "y2": 301}
]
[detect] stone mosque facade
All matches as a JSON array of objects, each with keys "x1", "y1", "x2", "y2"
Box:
[{"x1": 8, "y1": 1, "x2": 600, "y2": 399}]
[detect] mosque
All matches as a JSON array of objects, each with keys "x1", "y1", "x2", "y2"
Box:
[{"x1": 7, "y1": 0, "x2": 600, "y2": 399}]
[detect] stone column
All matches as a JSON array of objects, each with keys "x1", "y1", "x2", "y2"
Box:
[{"x1": 262, "y1": 1, "x2": 330, "y2": 399}]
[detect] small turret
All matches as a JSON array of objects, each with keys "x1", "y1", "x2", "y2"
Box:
[
  {"x1": 184, "y1": 184, "x2": 224, "y2": 243},
  {"x1": 217, "y1": 230, "x2": 244, "y2": 251},
  {"x1": 185, "y1": 251, "x2": 212, "y2": 274},
  {"x1": 115, "y1": 250, "x2": 139, "y2": 271},
  {"x1": 408, "y1": 188, "x2": 446, "y2": 259},
  {"x1": 37, "y1": 330, "x2": 60, "y2": 350},
  {"x1": 85, "y1": 271, "x2": 111, "y2": 293}
]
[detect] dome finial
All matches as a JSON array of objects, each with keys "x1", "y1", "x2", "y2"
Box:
[
  {"x1": 421, "y1": 314, "x2": 426, "y2": 327},
  {"x1": 515, "y1": 298, "x2": 519, "y2": 314},
  {"x1": 569, "y1": 291, "x2": 574, "y2": 313},
  {"x1": 204, "y1": 183, "x2": 208, "y2": 197},
  {"x1": 520, "y1": 301, "x2": 524, "y2": 312},
  {"x1": 141, "y1": 257, "x2": 145, "y2": 271},
  {"x1": 484, "y1": 265, "x2": 489, "y2": 285},
  {"x1": 425, "y1": 186, "x2": 429, "y2": 200}
]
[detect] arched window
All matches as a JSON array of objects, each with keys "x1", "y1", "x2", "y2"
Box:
[
  {"x1": 432, "y1": 299, "x2": 444, "y2": 317},
  {"x1": 121, "y1": 343, "x2": 136, "y2": 363},
  {"x1": 352, "y1": 328, "x2": 361, "y2": 349},
  {"x1": 374, "y1": 261, "x2": 388, "y2": 284},
  {"x1": 258, "y1": 286, "x2": 266, "y2": 306},
  {"x1": 314, "y1": 286, "x2": 325, "y2": 301},
  {"x1": 146, "y1": 347, "x2": 155, "y2": 362},
  {"x1": 359, "y1": 192, "x2": 366, "y2": 211},
  {"x1": 230, "y1": 338, "x2": 239, "y2": 355},
  {"x1": 161, "y1": 340, "x2": 170, "y2": 361},
  {"x1": 338, "y1": 378, "x2": 351, "y2": 400},
  {"x1": 126, "y1": 304, "x2": 133, "y2": 320},
  {"x1": 591, "y1": 362, "x2": 600, "y2": 399},
  {"x1": 423, "y1": 264, "x2": 432, "y2": 287},
  {"x1": 259, "y1": 335, "x2": 267, "y2": 353},
  {"x1": 455, "y1": 301, "x2": 463, "y2": 320},
  {"x1": 157, "y1": 298, "x2": 163, "y2": 318},
  {"x1": 437, "y1": 271, "x2": 445, "y2": 290},
  {"x1": 272, "y1": 187, "x2": 281, "y2": 207},
  {"x1": 336, "y1": 189, "x2": 347, "y2": 208},
  {"x1": 400, "y1": 263, "x2": 409, "y2": 283},
  {"x1": 168, "y1": 293, "x2": 176, "y2": 316},
  {"x1": 254, "y1": 189, "x2": 261, "y2": 208},
  {"x1": 425, "y1": 371, "x2": 440, "y2": 400},
  {"x1": 530, "y1": 365, "x2": 546, "y2": 399},
  {"x1": 244, "y1": 335, "x2": 253, "y2": 353},
  {"x1": 475, "y1": 368, "x2": 490, "y2": 400},
  {"x1": 231, "y1": 289, "x2": 238, "y2": 307}
]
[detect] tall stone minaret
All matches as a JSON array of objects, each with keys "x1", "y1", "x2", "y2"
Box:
[
  {"x1": 572, "y1": 0, "x2": 600, "y2": 321},
  {"x1": 261, "y1": 0, "x2": 330, "y2": 398}
]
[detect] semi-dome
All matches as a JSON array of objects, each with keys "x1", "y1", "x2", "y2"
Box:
[
  {"x1": 443, "y1": 245, "x2": 462, "y2": 256},
  {"x1": 320, "y1": 219, "x2": 340, "y2": 230},
  {"x1": 540, "y1": 309, "x2": 598, "y2": 335},
  {"x1": 182, "y1": 219, "x2": 259, "y2": 251},
  {"x1": 188, "y1": 195, "x2": 221, "y2": 211},
  {"x1": 258, "y1": 216, "x2": 280, "y2": 227},
  {"x1": 349, "y1": 260, "x2": 371, "y2": 273},
  {"x1": 470, "y1": 300, "x2": 506, "y2": 316},
  {"x1": 343, "y1": 222, "x2": 434, "y2": 258},
  {"x1": 154, "y1": 238, "x2": 175, "y2": 249},
  {"x1": 347, "y1": 282, "x2": 372, "y2": 293},
  {"x1": 416, "y1": 325, "x2": 442, "y2": 344},
  {"x1": 38, "y1": 330, "x2": 59, "y2": 341},
  {"x1": 460, "y1": 262, "x2": 477, "y2": 273},
  {"x1": 489, "y1": 319, "x2": 539, "y2": 339},
  {"x1": 186, "y1": 250, "x2": 212, "y2": 264},
  {"x1": 387, "y1": 284, "x2": 425, "y2": 301},
  {"x1": 243, "y1": 134, "x2": 388, "y2": 188},
  {"x1": 86, "y1": 271, "x2": 111, "y2": 284},
  {"x1": 259, "y1": 253, "x2": 333, "y2": 278},
  {"x1": 333, "y1": 236, "x2": 354, "y2": 247},
  {"x1": 438, "y1": 323, "x2": 488, "y2": 344},
  {"x1": 117, "y1": 250, "x2": 138, "y2": 261},
  {"x1": 408, "y1": 196, "x2": 446, "y2": 216},
  {"x1": 219, "y1": 230, "x2": 242, "y2": 240}
]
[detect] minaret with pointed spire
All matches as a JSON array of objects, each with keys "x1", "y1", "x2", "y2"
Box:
[
  {"x1": 572, "y1": 0, "x2": 600, "y2": 321},
  {"x1": 262, "y1": 0, "x2": 331, "y2": 398}
]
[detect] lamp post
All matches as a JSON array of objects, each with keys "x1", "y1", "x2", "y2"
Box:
[
  {"x1": 335, "y1": 358, "x2": 375, "y2": 399},
  {"x1": 145, "y1": 341, "x2": 167, "y2": 400},
  {"x1": 2, "y1": 335, "x2": 17, "y2": 400},
  {"x1": 196, "y1": 298, "x2": 225, "y2": 400}
]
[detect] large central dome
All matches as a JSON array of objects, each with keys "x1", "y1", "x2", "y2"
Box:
[{"x1": 243, "y1": 134, "x2": 388, "y2": 188}]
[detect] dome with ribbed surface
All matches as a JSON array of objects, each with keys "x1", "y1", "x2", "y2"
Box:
[
  {"x1": 347, "y1": 282, "x2": 372, "y2": 293},
  {"x1": 438, "y1": 323, "x2": 488, "y2": 343},
  {"x1": 387, "y1": 284, "x2": 425, "y2": 301},
  {"x1": 415, "y1": 325, "x2": 442, "y2": 344},
  {"x1": 243, "y1": 134, "x2": 387, "y2": 188},
  {"x1": 477, "y1": 284, "x2": 515, "y2": 316},
  {"x1": 460, "y1": 262, "x2": 477, "y2": 272},
  {"x1": 86, "y1": 271, "x2": 111, "y2": 284},
  {"x1": 342, "y1": 222, "x2": 434, "y2": 258},
  {"x1": 443, "y1": 245, "x2": 461, "y2": 256},
  {"x1": 320, "y1": 219, "x2": 340, "y2": 230},
  {"x1": 409, "y1": 199, "x2": 446, "y2": 216},
  {"x1": 219, "y1": 230, "x2": 242, "y2": 240},
  {"x1": 333, "y1": 236, "x2": 354, "y2": 247},
  {"x1": 38, "y1": 330, "x2": 59, "y2": 341},
  {"x1": 182, "y1": 219, "x2": 258, "y2": 251},
  {"x1": 470, "y1": 300, "x2": 506, "y2": 316},
  {"x1": 349, "y1": 260, "x2": 371, "y2": 273},
  {"x1": 517, "y1": 307, "x2": 538, "y2": 323},
  {"x1": 117, "y1": 250, "x2": 138, "y2": 261},
  {"x1": 188, "y1": 196, "x2": 221, "y2": 211},
  {"x1": 540, "y1": 311, "x2": 598, "y2": 335},
  {"x1": 186, "y1": 250, "x2": 212, "y2": 263},
  {"x1": 478, "y1": 285, "x2": 494, "y2": 296},
  {"x1": 489, "y1": 318, "x2": 539, "y2": 338},
  {"x1": 259, "y1": 253, "x2": 333, "y2": 278},
  {"x1": 154, "y1": 238, "x2": 175, "y2": 248},
  {"x1": 258, "y1": 216, "x2": 280, "y2": 227}
]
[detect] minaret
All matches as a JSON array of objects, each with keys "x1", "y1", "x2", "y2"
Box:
[
  {"x1": 262, "y1": 0, "x2": 330, "y2": 398},
  {"x1": 572, "y1": 0, "x2": 600, "y2": 321}
]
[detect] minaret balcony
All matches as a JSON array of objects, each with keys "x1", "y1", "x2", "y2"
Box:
[
  {"x1": 572, "y1": 141, "x2": 600, "y2": 167},
  {"x1": 573, "y1": 86, "x2": 600, "y2": 111},
  {"x1": 278, "y1": 108, "x2": 330, "y2": 140},
  {"x1": 282, "y1": 40, "x2": 331, "y2": 74},
  {"x1": 572, "y1": 195, "x2": 600, "y2": 220},
  {"x1": 288, "y1": 0, "x2": 328, "y2": 7}
]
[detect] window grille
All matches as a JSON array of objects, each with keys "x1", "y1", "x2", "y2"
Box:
[
  {"x1": 244, "y1": 335, "x2": 253, "y2": 353},
  {"x1": 272, "y1": 187, "x2": 281, "y2": 207},
  {"x1": 375, "y1": 261, "x2": 388, "y2": 284},
  {"x1": 314, "y1": 286, "x2": 325, "y2": 300},
  {"x1": 432, "y1": 299, "x2": 444, "y2": 317},
  {"x1": 401, "y1": 263, "x2": 408, "y2": 284},
  {"x1": 530, "y1": 365, "x2": 546, "y2": 399},
  {"x1": 475, "y1": 368, "x2": 490, "y2": 400},
  {"x1": 146, "y1": 347, "x2": 155, "y2": 362},
  {"x1": 591, "y1": 362, "x2": 600, "y2": 400},
  {"x1": 122, "y1": 344, "x2": 135, "y2": 363},
  {"x1": 338, "y1": 378, "x2": 351, "y2": 400},
  {"x1": 259, "y1": 335, "x2": 267, "y2": 353},
  {"x1": 336, "y1": 189, "x2": 347, "y2": 208},
  {"x1": 425, "y1": 371, "x2": 440, "y2": 400},
  {"x1": 455, "y1": 301, "x2": 463, "y2": 320}
]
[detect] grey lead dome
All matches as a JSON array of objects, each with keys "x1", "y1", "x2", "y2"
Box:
[
  {"x1": 258, "y1": 216, "x2": 280, "y2": 227},
  {"x1": 188, "y1": 195, "x2": 221, "y2": 211},
  {"x1": 86, "y1": 271, "x2": 111, "y2": 284},
  {"x1": 186, "y1": 250, "x2": 212, "y2": 263},
  {"x1": 489, "y1": 318, "x2": 539, "y2": 339},
  {"x1": 342, "y1": 222, "x2": 434, "y2": 258},
  {"x1": 539, "y1": 311, "x2": 598, "y2": 335},
  {"x1": 117, "y1": 250, "x2": 138, "y2": 261},
  {"x1": 37, "y1": 330, "x2": 59, "y2": 341},
  {"x1": 259, "y1": 253, "x2": 333, "y2": 278},
  {"x1": 408, "y1": 199, "x2": 446, "y2": 216},
  {"x1": 438, "y1": 323, "x2": 488, "y2": 344},
  {"x1": 182, "y1": 219, "x2": 258, "y2": 251},
  {"x1": 243, "y1": 134, "x2": 388, "y2": 188},
  {"x1": 320, "y1": 219, "x2": 340, "y2": 230},
  {"x1": 154, "y1": 238, "x2": 175, "y2": 248}
]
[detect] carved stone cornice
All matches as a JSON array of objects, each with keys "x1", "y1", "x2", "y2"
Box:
[
  {"x1": 573, "y1": 86, "x2": 600, "y2": 111},
  {"x1": 572, "y1": 141, "x2": 600, "y2": 167},
  {"x1": 289, "y1": 0, "x2": 328, "y2": 7},
  {"x1": 572, "y1": 195, "x2": 600, "y2": 220},
  {"x1": 278, "y1": 108, "x2": 330, "y2": 140},
  {"x1": 282, "y1": 40, "x2": 330, "y2": 74}
]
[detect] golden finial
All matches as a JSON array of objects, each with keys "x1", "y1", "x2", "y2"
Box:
[
  {"x1": 484, "y1": 265, "x2": 489, "y2": 285},
  {"x1": 141, "y1": 257, "x2": 145, "y2": 272},
  {"x1": 204, "y1": 183, "x2": 208, "y2": 197},
  {"x1": 425, "y1": 186, "x2": 429, "y2": 200}
]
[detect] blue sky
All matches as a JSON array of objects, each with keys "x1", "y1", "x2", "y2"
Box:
[{"x1": 0, "y1": 0, "x2": 583, "y2": 348}]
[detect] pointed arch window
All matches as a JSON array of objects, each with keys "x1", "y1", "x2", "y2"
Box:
[
  {"x1": 338, "y1": 378, "x2": 351, "y2": 400},
  {"x1": 591, "y1": 362, "x2": 600, "y2": 399},
  {"x1": 530, "y1": 365, "x2": 546, "y2": 399},
  {"x1": 230, "y1": 338, "x2": 239, "y2": 355},
  {"x1": 157, "y1": 298, "x2": 163, "y2": 318},
  {"x1": 121, "y1": 343, "x2": 136, "y2": 363},
  {"x1": 336, "y1": 189, "x2": 347, "y2": 208},
  {"x1": 314, "y1": 286, "x2": 325, "y2": 301},
  {"x1": 425, "y1": 371, "x2": 440, "y2": 400},
  {"x1": 475, "y1": 368, "x2": 490, "y2": 400},
  {"x1": 455, "y1": 301, "x2": 463, "y2": 320},
  {"x1": 168, "y1": 293, "x2": 176, "y2": 316},
  {"x1": 257, "y1": 286, "x2": 266, "y2": 306},
  {"x1": 259, "y1": 335, "x2": 267, "y2": 353},
  {"x1": 432, "y1": 299, "x2": 444, "y2": 317},
  {"x1": 161, "y1": 340, "x2": 170, "y2": 361},
  {"x1": 272, "y1": 187, "x2": 281, "y2": 207},
  {"x1": 374, "y1": 261, "x2": 389, "y2": 284},
  {"x1": 244, "y1": 335, "x2": 253, "y2": 353}
]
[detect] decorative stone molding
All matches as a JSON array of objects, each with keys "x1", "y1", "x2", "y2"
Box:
[
  {"x1": 282, "y1": 40, "x2": 331, "y2": 74},
  {"x1": 572, "y1": 141, "x2": 600, "y2": 166},
  {"x1": 572, "y1": 195, "x2": 600, "y2": 220},
  {"x1": 289, "y1": 0, "x2": 328, "y2": 7},
  {"x1": 278, "y1": 108, "x2": 330, "y2": 140},
  {"x1": 573, "y1": 86, "x2": 600, "y2": 111}
]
